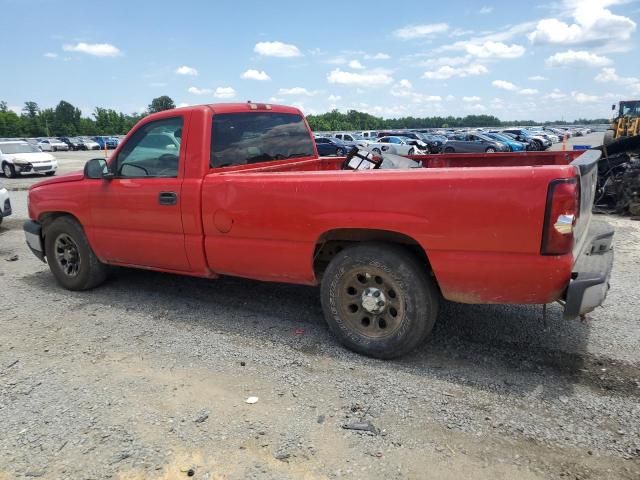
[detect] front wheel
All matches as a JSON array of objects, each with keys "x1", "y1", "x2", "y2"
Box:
[
  {"x1": 372, "y1": 148, "x2": 382, "y2": 155},
  {"x1": 2, "y1": 163, "x2": 16, "y2": 178},
  {"x1": 44, "y1": 216, "x2": 108, "y2": 291},
  {"x1": 336, "y1": 148, "x2": 345, "y2": 156},
  {"x1": 485, "y1": 147, "x2": 496, "y2": 153},
  {"x1": 407, "y1": 148, "x2": 416, "y2": 156},
  {"x1": 321, "y1": 243, "x2": 439, "y2": 359},
  {"x1": 444, "y1": 146, "x2": 454, "y2": 153}
]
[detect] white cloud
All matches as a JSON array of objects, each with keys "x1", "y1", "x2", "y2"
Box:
[
  {"x1": 419, "y1": 55, "x2": 471, "y2": 68},
  {"x1": 422, "y1": 64, "x2": 488, "y2": 80},
  {"x1": 348, "y1": 60, "x2": 366, "y2": 70},
  {"x1": 327, "y1": 69, "x2": 393, "y2": 87},
  {"x1": 479, "y1": 6, "x2": 493, "y2": 14},
  {"x1": 528, "y1": 0, "x2": 637, "y2": 50},
  {"x1": 328, "y1": 94, "x2": 342, "y2": 101},
  {"x1": 62, "y1": 42, "x2": 121, "y2": 57},
  {"x1": 188, "y1": 86, "x2": 212, "y2": 95},
  {"x1": 44, "y1": 52, "x2": 58, "y2": 58},
  {"x1": 518, "y1": 88, "x2": 539, "y2": 95},
  {"x1": 254, "y1": 41, "x2": 302, "y2": 58},
  {"x1": 214, "y1": 87, "x2": 236, "y2": 99},
  {"x1": 545, "y1": 89, "x2": 567, "y2": 100},
  {"x1": 466, "y1": 41, "x2": 525, "y2": 59},
  {"x1": 463, "y1": 96, "x2": 481, "y2": 102},
  {"x1": 571, "y1": 91, "x2": 599, "y2": 103},
  {"x1": 393, "y1": 23, "x2": 449, "y2": 40},
  {"x1": 449, "y1": 28, "x2": 475, "y2": 37},
  {"x1": 390, "y1": 79, "x2": 442, "y2": 103},
  {"x1": 528, "y1": 75, "x2": 547, "y2": 81},
  {"x1": 241, "y1": 69, "x2": 271, "y2": 81},
  {"x1": 594, "y1": 67, "x2": 638, "y2": 84},
  {"x1": 546, "y1": 49, "x2": 612, "y2": 67},
  {"x1": 492, "y1": 80, "x2": 517, "y2": 91},
  {"x1": 176, "y1": 65, "x2": 198, "y2": 76},
  {"x1": 364, "y1": 52, "x2": 390, "y2": 60},
  {"x1": 278, "y1": 87, "x2": 319, "y2": 96}
]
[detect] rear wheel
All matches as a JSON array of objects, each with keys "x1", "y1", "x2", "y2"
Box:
[
  {"x1": 2, "y1": 163, "x2": 16, "y2": 178},
  {"x1": 336, "y1": 147, "x2": 345, "y2": 156},
  {"x1": 444, "y1": 146, "x2": 454, "y2": 153},
  {"x1": 320, "y1": 242, "x2": 439, "y2": 359},
  {"x1": 485, "y1": 147, "x2": 496, "y2": 153},
  {"x1": 44, "y1": 216, "x2": 108, "y2": 291}
]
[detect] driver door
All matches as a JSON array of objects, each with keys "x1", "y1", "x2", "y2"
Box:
[{"x1": 87, "y1": 114, "x2": 190, "y2": 271}]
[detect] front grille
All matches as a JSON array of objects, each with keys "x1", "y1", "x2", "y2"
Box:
[{"x1": 33, "y1": 166, "x2": 51, "y2": 172}]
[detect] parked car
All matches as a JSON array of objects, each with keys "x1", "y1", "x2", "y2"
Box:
[
  {"x1": 0, "y1": 183, "x2": 11, "y2": 225},
  {"x1": 501, "y1": 129, "x2": 551, "y2": 151},
  {"x1": 354, "y1": 130, "x2": 378, "y2": 139},
  {"x1": 0, "y1": 141, "x2": 58, "y2": 178},
  {"x1": 80, "y1": 137, "x2": 101, "y2": 150},
  {"x1": 37, "y1": 138, "x2": 69, "y2": 152},
  {"x1": 58, "y1": 137, "x2": 87, "y2": 151},
  {"x1": 482, "y1": 132, "x2": 526, "y2": 152},
  {"x1": 315, "y1": 136, "x2": 350, "y2": 156},
  {"x1": 366, "y1": 136, "x2": 420, "y2": 156},
  {"x1": 23, "y1": 102, "x2": 613, "y2": 359},
  {"x1": 443, "y1": 133, "x2": 509, "y2": 153},
  {"x1": 376, "y1": 131, "x2": 431, "y2": 153},
  {"x1": 92, "y1": 136, "x2": 118, "y2": 149}
]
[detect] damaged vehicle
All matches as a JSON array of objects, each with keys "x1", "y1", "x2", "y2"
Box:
[
  {"x1": 0, "y1": 141, "x2": 58, "y2": 178},
  {"x1": 23, "y1": 102, "x2": 614, "y2": 359}
]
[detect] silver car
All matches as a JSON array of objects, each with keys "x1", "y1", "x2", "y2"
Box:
[{"x1": 443, "y1": 133, "x2": 509, "y2": 153}]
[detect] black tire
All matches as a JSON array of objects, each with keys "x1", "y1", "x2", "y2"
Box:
[
  {"x1": 603, "y1": 130, "x2": 615, "y2": 146},
  {"x1": 44, "y1": 216, "x2": 108, "y2": 291},
  {"x1": 336, "y1": 148, "x2": 345, "y2": 156},
  {"x1": 444, "y1": 146, "x2": 454, "y2": 153},
  {"x1": 45, "y1": 171, "x2": 56, "y2": 176},
  {"x1": 408, "y1": 148, "x2": 416, "y2": 156},
  {"x1": 2, "y1": 162, "x2": 16, "y2": 178},
  {"x1": 485, "y1": 147, "x2": 496, "y2": 153},
  {"x1": 52, "y1": 147, "x2": 57, "y2": 152},
  {"x1": 320, "y1": 242, "x2": 439, "y2": 359}
]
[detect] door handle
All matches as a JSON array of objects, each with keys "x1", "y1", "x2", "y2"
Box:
[{"x1": 158, "y1": 191, "x2": 177, "y2": 205}]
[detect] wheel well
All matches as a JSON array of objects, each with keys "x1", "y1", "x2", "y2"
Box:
[
  {"x1": 38, "y1": 212, "x2": 82, "y2": 254},
  {"x1": 313, "y1": 228, "x2": 435, "y2": 283}
]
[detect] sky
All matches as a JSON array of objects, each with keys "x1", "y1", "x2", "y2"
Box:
[{"x1": 0, "y1": 0, "x2": 639, "y2": 121}]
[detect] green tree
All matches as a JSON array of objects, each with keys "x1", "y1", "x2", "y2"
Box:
[
  {"x1": 148, "y1": 96, "x2": 175, "y2": 114},
  {"x1": 53, "y1": 100, "x2": 81, "y2": 136}
]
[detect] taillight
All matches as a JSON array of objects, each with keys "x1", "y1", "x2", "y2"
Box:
[{"x1": 541, "y1": 178, "x2": 580, "y2": 255}]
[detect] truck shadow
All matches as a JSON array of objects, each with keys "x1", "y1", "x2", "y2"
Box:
[{"x1": 21, "y1": 266, "x2": 632, "y2": 401}]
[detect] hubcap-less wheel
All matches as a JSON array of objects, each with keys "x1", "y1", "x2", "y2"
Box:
[
  {"x1": 336, "y1": 148, "x2": 345, "y2": 156},
  {"x1": 54, "y1": 233, "x2": 81, "y2": 277},
  {"x1": 3, "y1": 164, "x2": 14, "y2": 178},
  {"x1": 335, "y1": 268, "x2": 405, "y2": 340},
  {"x1": 486, "y1": 147, "x2": 496, "y2": 153}
]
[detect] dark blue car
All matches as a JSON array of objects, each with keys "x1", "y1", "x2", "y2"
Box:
[
  {"x1": 314, "y1": 136, "x2": 350, "y2": 156},
  {"x1": 92, "y1": 136, "x2": 118, "y2": 149}
]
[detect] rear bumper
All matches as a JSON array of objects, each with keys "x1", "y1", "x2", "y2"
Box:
[
  {"x1": 23, "y1": 220, "x2": 46, "y2": 262},
  {"x1": 563, "y1": 223, "x2": 614, "y2": 319}
]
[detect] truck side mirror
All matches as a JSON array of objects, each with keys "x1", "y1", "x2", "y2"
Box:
[
  {"x1": 612, "y1": 104, "x2": 616, "y2": 110},
  {"x1": 84, "y1": 158, "x2": 112, "y2": 180}
]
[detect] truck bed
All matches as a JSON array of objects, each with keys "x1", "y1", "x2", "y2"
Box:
[{"x1": 214, "y1": 150, "x2": 582, "y2": 174}]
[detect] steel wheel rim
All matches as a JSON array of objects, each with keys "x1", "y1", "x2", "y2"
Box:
[
  {"x1": 3, "y1": 165, "x2": 10, "y2": 176},
  {"x1": 54, "y1": 233, "x2": 81, "y2": 277},
  {"x1": 336, "y1": 267, "x2": 406, "y2": 339}
]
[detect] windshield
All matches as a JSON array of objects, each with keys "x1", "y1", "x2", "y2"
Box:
[
  {"x1": 211, "y1": 112, "x2": 315, "y2": 168},
  {"x1": 487, "y1": 133, "x2": 512, "y2": 143},
  {"x1": 0, "y1": 142, "x2": 40, "y2": 154}
]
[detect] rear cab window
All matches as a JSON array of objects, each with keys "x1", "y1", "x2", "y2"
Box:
[{"x1": 211, "y1": 112, "x2": 315, "y2": 168}]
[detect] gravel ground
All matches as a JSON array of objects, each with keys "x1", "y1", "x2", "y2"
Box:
[{"x1": 1, "y1": 148, "x2": 639, "y2": 479}]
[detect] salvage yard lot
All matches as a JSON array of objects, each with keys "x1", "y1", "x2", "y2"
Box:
[{"x1": 1, "y1": 145, "x2": 639, "y2": 479}]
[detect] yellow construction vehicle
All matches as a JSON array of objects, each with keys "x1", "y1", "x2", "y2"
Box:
[{"x1": 604, "y1": 100, "x2": 640, "y2": 145}]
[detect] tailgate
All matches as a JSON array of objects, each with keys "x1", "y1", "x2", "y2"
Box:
[{"x1": 570, "y1": 150, "x2": 600, "y2": 259}]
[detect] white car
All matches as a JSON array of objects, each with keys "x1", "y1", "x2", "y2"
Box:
[
  {"x1": 80, "y1": 137, "x2": 101, "y2": 150},
  {"x1": 0, "y1": 184, "x2": 11, "y2": 225},
  {"x1": 0, "y1": 141, "x2": 58, "y2": 178},
  {"x1": 365, "y1": 136, "x2": 420, "y2": 156},
  {"x1": 37, "y1": 138, "x2": 69, "y2": 152}
]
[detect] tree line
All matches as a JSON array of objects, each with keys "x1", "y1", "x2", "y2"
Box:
[
  {"x1": 306, "y1": 109, "x2": 610, "y2": 131},
  {"x1": 0, "y1": 96, "x2": 175, "y2": 138},
  {"x1": 0, "y1": 96, "x2": 609, "y2": 138}
]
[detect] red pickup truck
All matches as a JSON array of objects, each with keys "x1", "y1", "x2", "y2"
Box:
[{"x1": 24, "y1": 103, "x2": 614, "y2": 358}]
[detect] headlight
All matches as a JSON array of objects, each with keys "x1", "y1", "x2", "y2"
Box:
[{"x1": 13, "y1": 158, "x2": 29, "y2": 165}]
